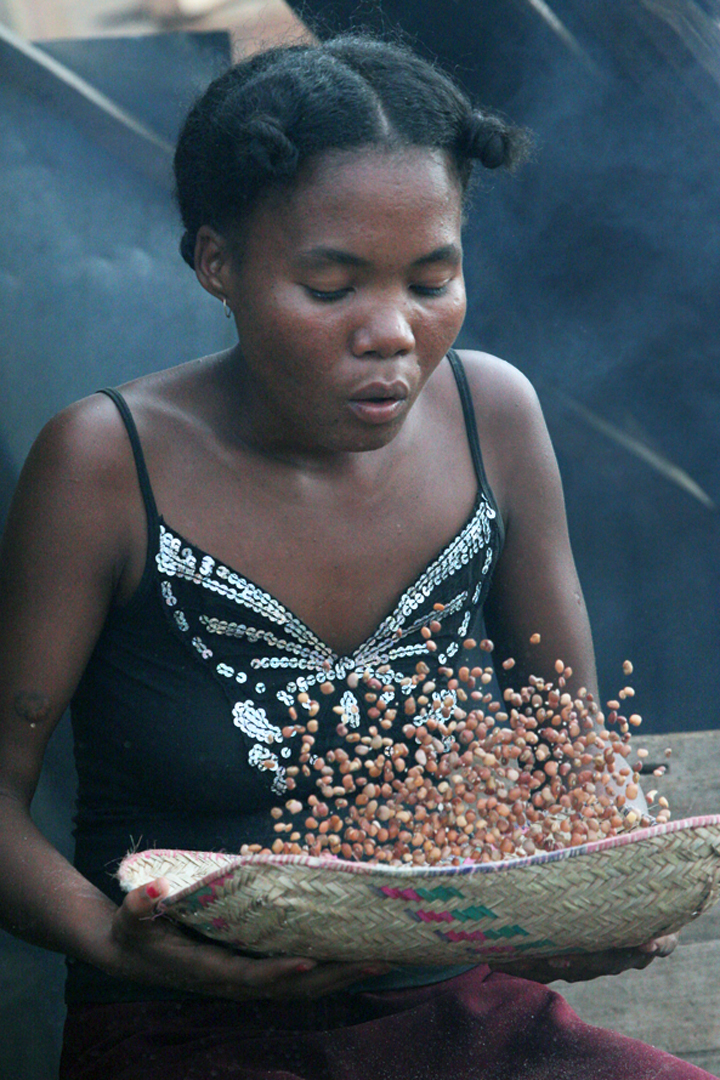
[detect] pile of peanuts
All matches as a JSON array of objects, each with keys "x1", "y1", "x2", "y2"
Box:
[{"x1": 241, "y1": 623, "x2": 671, "y2": 866}]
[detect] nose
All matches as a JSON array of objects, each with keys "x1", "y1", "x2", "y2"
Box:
[{"x1": 350, "y1": 301, "x2": 416, "y2": 359}]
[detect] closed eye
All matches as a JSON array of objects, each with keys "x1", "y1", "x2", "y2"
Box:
[
  {"x1": 305, "y1": 287, "x2": 352, "y2": 302},
  {"x1": 305, "y1": 282, "x2": 451, "y2": 301},
  {"x1": 411, "y1": 283, "x2": 450, "y2": 297}
]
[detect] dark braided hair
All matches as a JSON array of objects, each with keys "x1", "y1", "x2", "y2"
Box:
[{"x1": 174, "y1": 35, "x2": 531, "y2": 267}]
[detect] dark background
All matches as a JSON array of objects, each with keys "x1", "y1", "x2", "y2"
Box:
[
  {"x1": 1, "y1": 2, "x2": 719, "y2": 1075},
  {"x1": 0, "y1": 30, "x2": 234, "y2": 1079},
  {"x1": 287, "y1": 0, "x2": 720, "y2": 732}
]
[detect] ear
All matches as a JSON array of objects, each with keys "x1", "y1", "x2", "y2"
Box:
[{"x1": 194, "y1": 226, "x2": 234, "y2": 300}]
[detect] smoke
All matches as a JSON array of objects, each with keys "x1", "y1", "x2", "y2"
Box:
[{"x1": 452, "y1": 1, "x2": 720, "y2": 732}]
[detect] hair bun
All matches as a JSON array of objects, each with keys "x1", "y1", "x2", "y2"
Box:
[
  {"x1": 462, "y1": 112, "x2": 511, "y2": 170},
  {"x1": 478, "y1": 130, "x2": 508, "y2": 169},
  {"x1": 238, "y1": 114, "x2": 299, "y2": 178}
]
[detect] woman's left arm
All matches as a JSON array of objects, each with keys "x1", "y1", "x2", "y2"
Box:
[
  {"x1": 458, "y1": 350, "x2": 673, "y2": 983},
  {"x1": 461, "y1": 350, "x2": 597, "y2": 702}
]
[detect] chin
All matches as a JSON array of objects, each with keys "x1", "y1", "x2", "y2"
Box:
[{"x1": 329, "y1": 423, "x2": 403, "y2": 455}]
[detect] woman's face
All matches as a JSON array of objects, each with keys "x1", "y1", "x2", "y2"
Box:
[{"x1": 206, "y1": 146, "x2": 467, "y2": 456}]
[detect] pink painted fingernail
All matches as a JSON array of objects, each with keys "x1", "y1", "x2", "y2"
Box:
[
  {"x1": 146, "y1": 884, "x2": 161, "y2": 899},
  {"x1": 295, "y1": 961, "x2": 316, "y2": 973}
]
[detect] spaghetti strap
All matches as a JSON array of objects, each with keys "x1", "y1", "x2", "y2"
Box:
[
  {"x1": 446, "y1": 349, "x2": 503, "y2": 540},
  {"x1": 97, "y1": 388, "x2": 159, "y2": 533},
  {"x1": 97, "y1": 388, "x2": 159, "y2": 594}
]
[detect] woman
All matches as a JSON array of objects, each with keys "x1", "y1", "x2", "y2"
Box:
[{"x1": 0, "y1": 34, "x2": 711, "y2": 1080}]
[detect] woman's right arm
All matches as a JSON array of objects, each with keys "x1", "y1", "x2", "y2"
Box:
[
  {"x1": 0, "y1": 399, "x2": 131, "y2": 957},
  {"x1": 0, "y1": 397, "x2": 383, "y2": 999}
]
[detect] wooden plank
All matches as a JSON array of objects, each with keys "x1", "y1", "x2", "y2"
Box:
[
  {"x1": 684, "y1": 1051, "x2": 720, "y2": 1076},
  {"x1": 554, "y1": 729, "x2": 720, "y2": 1070},
  {"x1": 635, "y1": 730, "x2": 720, "y2": 821},
  {"x1": 634, "y1": 730, "x2": 720, "y2": 945},
  {"x1": 556, "y1": 939, "x2": 720, "y2": 1064}
]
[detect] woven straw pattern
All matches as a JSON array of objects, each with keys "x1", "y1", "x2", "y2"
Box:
[{"x1": 118, "y1": 815, "x2": 720, "y2": 965}]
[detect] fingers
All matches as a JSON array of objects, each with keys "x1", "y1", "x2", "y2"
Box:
[
  {"x1": 112, "y1": 884, "x2": 392, "y2": 1001},
  {"x1": 218, "y1": 954, "x2": 320, "y2": 995},
  {"x1": 224, "y1": 957, "x2": 393, "y2": 1000},
  {"x1": 539, "y1": 948, "x2": 648, "y2": 982},
  {"x1": 638, "y1": 933, "x2": 678, "y2": 958},
  {"x1": 494, "y1": 935, "x2": 680, "y2": 987},
  {"x1": 120, "y1": 877, "x2": 170, "y2": 920},
  {"x1": 289, "y1": 961, "x2": 392, "y2": 996}
]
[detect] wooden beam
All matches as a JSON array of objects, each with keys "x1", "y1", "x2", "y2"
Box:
[{"x1": 0, "y1": 22, "x2": 174, "y2": 189}]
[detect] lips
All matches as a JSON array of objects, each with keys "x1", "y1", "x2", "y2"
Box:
[
  {"x1": 349, "y1": 381, "x2": 409, "y2": 403},
  {"x1": 347, "y1": 380, "x2": 410, "y2": 425}
]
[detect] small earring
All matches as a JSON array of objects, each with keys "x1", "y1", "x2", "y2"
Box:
[{"x1": 222, "y1": 297, "x2": 232, "y2": 319}]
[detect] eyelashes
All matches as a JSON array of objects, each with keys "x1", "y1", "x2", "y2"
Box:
[
  {"x1": 411, "y1": 284, "x2": 449, "y2": 297},
  {"x1": 305, "y1": 283, "x2": 450, "y2": 303},
  {"x1": 305, "y1": 288, "x2": 351, "y2": 302}
]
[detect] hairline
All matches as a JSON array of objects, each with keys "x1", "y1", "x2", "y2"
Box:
[{"x1": 218, "y1": 141, "x2": 467, "y2": 253}]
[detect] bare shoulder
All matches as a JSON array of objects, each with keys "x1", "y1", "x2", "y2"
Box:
[
  {"x1": 2, "y1": 389, "x2": 150, "y2": 603},
  {"x1": 453, "y1": 349, "x2": 559, "y2": 518},
  {"x1": 454, "y1": 349, "x2": 542, "y2": 428},
  {"x1": 22, "y1": 390, "x2": 140, "y2": 505},
  {"x1": 116, "y1": 351, "x2": 230, "y2": 414},
  {"x1": 28, "y1": 351, "x2": 221, "y2": 484}
]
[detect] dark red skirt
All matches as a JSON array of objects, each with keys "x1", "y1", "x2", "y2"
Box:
[{"x1": 59, "y1": 967, "x2": 716, "y2": 1080}]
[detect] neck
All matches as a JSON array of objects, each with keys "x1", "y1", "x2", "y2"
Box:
[{"x1": 212, "y1": 347, "x2": 417, "y2": 474}]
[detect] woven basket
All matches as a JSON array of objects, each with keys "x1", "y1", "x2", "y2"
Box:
[{"x1": 118, "y1": 815, "x2": 720, "y2": 965}]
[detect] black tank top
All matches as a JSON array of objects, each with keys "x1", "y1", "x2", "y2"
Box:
[{"x1": 67, "y1": 350, "x2": 504, "y2": 1001}]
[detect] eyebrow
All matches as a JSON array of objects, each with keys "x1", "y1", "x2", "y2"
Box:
[
  {"x1": 412, "y1": 244, "x2": 463, "y2": 267},
  {"x1": 295, "y1": 243, "x2": 463, "y2": 269}
]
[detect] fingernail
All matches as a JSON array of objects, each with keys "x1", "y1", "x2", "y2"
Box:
[
  {"x1": 146, "y1": 884, "x2": 161, "y2": 899},
  {"x1": 295, "y1": 961, "x2": 316, "y2": 973}
]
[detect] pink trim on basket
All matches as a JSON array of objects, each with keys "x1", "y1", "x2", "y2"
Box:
[
  {"x1": 380, "y1": 887, "x2": 425, "y2": 902},
  {"x1": 117, "y1": 815, "x2": 720, "y2": 916},
  {"x1": 114, "y1": 815, "x2": 720, "y2": 966},
  {"x1": 441, "y1": 929, "x2": 491, "y2": 944},
  {"x1": 412, "y1": 909, "x2": 455, "y2": 924},
  {"x1": 129, "y1": 812, "x2": 720, "y2": 907}
]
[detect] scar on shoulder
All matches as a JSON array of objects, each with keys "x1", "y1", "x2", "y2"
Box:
[{"x1": 14, "y1": 690, "x2": 51, "y2": 727}]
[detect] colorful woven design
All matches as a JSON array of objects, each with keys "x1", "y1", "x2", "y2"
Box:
[{"x1": 118, "y1": 815, "x2": 720, "y2": 964}]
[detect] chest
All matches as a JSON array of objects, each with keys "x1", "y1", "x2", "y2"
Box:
[{"x1": 146, "y1": 419, "x2": 479, "y2": 656}]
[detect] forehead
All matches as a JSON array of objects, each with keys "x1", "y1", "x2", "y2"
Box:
[{"x1": 243, "y1": 148, "x2": 463, "y2": 260}]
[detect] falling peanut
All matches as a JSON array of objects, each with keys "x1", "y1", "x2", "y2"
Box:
[{"x1": 257, "y1": 645, "x2": 667, "y2": 865}]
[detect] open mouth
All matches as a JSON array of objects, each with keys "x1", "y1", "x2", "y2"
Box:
[{"x1": 348, "y1": 396, "x2": 407, "y2": 424}]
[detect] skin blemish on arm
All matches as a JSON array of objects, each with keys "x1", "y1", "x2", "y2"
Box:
[{"x1": 13, "y1": 691, "x2": 51, "y2": 728}]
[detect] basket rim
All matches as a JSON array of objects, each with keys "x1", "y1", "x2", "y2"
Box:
[{"x1": 117, "y1": 813, "x2": 720, "y2": 911}]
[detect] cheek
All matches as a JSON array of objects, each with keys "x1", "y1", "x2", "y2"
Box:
[
  {"x1": 241, "y1": 301, "x2": 336, "y2": 373},
  {"x1": 260, "y1": 320, "x2": 342, "y2": 394},
  {"x1": 450, "y1": 277, "x2": 468, "y2": 318},
  {"x1": 264, "y1": 289, "x2": 343, "y2": 350},
  {"x1": 425, "y1": 289, "x2": 467, "y2": 346},
  {"x1": 446, "y1": 292, "x2": 467, "y2": 329}
]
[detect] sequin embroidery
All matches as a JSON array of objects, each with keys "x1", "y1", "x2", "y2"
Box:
[{"x1": 155, "y1": 489, "x2": 499, "y2": 793}]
